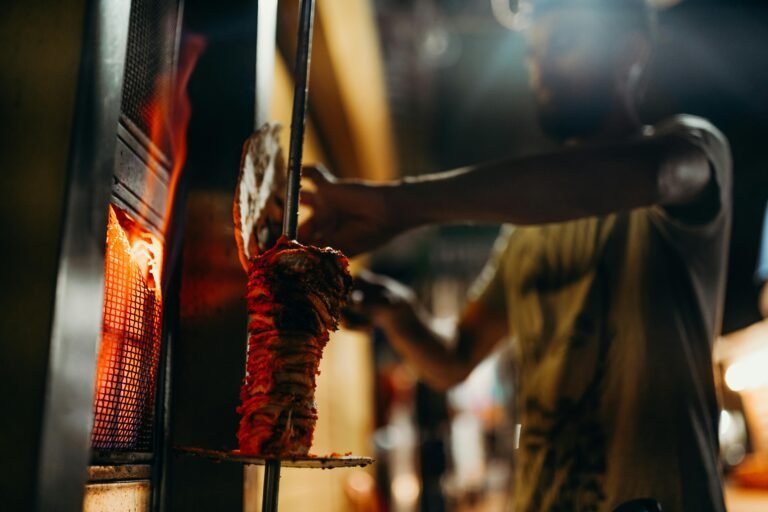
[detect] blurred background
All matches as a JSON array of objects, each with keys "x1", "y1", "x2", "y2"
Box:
[
  {"x1": 2, "y1": 0, "x2": 768, "y2": 510},
  {"x1": 221, "y1": 0, "x2": 768, "y2": 510}
]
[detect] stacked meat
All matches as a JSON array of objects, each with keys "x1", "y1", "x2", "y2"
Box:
[
  {"x1": 236, "y1": 237, "x2": 351, "y2": 456},
  {"x1": 233, "y1": 125, "x2": 351, "y2": 457}
]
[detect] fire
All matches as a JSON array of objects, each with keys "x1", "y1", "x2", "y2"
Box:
[
  {"x1": 147, "y1": 35, "x2": 206, "y2": 228},
  {"x1": 109, "y1": 204, "x2": 165, "y2": 296},
  {"x1": 122, "y1": 35, "x2": 205, "y2": 290},
  {"x1": 91, "y1": 35, "x2": 205, "y2": 449},
  {"x1": 92, "y1": 206, "x2": 164, "y2": 449}
]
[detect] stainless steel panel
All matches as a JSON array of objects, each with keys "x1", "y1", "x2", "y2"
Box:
[
  {"x1": 83, "y1": 480, "x2": 151, "y2": 512},
  {"x1": 88, "y1": 465, "x2": 153, "y2": 483},
  {"x1": 112, "y1": 121, "x2": 171, "y2": 237},
  {"x1": 35, "y1": 0, "x2": 132, "y2": 510}
]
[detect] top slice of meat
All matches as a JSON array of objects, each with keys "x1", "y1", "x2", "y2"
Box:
[{"x1": 233, "y1": 123, "x2": 286, "y2": 271}]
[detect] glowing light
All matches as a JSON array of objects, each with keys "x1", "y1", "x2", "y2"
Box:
[
  {"x1": 719, "y1": 409, "x2": 748, "y2": 467},
  {"x1": 92, "y1": 206, "x2": 163, "y2": 448},
  {"x1": 142, "y1": 35, "x2": 206, "y2": 241},
  {"x1": 92, "y1": 33, "x2": 205, "y2": 451},
  {"x1": 725, "y1": 347, "x2": 768, "y2": 392},
  {"x1": 347, "y1": 470, "x2": 375, "y2": 494},
  {"x1": 720, "y1": 409, "x2": 733, "y2": 434},
  {"x1": 391, "y1": 473, "x2": 420, "y2": 508}
]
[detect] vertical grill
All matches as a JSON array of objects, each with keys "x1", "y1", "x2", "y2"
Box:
[
  {"x1": 89, "y1": 0, "x2": 180, "y2": 458},
  {"x1": 91, "y1": 206, "x2": 163, "y2": 452},
  {"x1": 121, "y1": 0, "x2": 176, "y2": 143}
]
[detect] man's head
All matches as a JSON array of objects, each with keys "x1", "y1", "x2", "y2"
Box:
[{"x1": 526, "y1": 0, "x2": 655, "y2": 141}]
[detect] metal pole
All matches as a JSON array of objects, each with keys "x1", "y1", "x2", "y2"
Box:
[
  {"x1": 282, "y1": 0, "x2": 316, "y2": 239},
  {"x1": 263, "y1": 1, "x2": 315, "y2": 509},
  {"x1": 261, "y1": 459, "x2": 282, "y2": 512}
]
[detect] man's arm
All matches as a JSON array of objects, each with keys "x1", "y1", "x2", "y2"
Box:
[
  {"x1": 395, "y1": 135, "x2": 710, "y2": 226},
  {"x1": 299, "y1": 134, "x2": 711, "y2": 256},
  {"x1": 349, "y1": 272, "x2": 508, "y2": 391}
]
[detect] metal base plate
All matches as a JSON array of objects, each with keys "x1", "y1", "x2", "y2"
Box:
[{"x1": 177, "y1": 447, "x2": 374, "y2": 469}]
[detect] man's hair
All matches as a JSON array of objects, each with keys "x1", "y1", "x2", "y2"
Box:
[{"x1": 530, "y1": 0, "x2": 657, "y2": 38}]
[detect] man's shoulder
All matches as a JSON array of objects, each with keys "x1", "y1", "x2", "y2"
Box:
[
  {"x1": 654, "y1": 114, "x2": 731, "y2": 164},
  {"x1": 654, "y1": 114, "x2": 720, "y2": 135},
  {"x1": 653, "y1": 114, "x2": 733, "y2": 217}
]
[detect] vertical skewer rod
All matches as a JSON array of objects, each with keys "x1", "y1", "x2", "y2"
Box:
[
  {"x1": 262, "y1": 459, "x2": 281, "y2": 512},
  {"x1": 283, "y1": 0, "x2": 316, "y2": 239},
  {"x1": 264, "y1": 1, "x2": 315, "y2": 509}
]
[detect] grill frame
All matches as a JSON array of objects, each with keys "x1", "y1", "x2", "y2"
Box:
[
  {"x1": 87, "y1": 0, "x2": 184, "y2": 482},
  {"x1": 32, "y1": 0, "x2": 133, "y2": 509}
]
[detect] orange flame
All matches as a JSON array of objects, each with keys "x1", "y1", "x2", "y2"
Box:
[
  {"x1": 147, "y1": 35, "x2": 206, "y2": 227},
  {"x1": 91, "y1": 36, "x2": 206, "y2": 448},
  {"x1": 138, "y1": 35, "x2": 207, "y2": 286},
  {"x1": 92, "y1": 206, "x2": 164, "y2": 449},
  {"x1": 115, "y1": 206, "x2": 165, "y2": 296}
]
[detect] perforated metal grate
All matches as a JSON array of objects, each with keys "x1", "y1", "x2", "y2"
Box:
[
  {"x1": 121, "y1": 0, "x2": 176, "y2": 140},
  {"x1": 91, "y1": 206, "x2": 163, "y2": 452}
]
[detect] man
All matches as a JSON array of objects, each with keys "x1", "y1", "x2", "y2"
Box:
[{"x1": 300, "y1": 1, "x2": 731, "y2": 510}]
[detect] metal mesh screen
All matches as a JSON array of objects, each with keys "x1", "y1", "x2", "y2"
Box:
[
  {"x1": 121, "y1": 0, "x2": 176, "y2": 140},
  {"x1": 91, "y1": 206, "x2": 163, "y2": 452}
]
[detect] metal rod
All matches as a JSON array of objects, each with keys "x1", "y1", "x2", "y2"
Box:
[
  {"x1": 282, "y1": 0, "x2": 316, "y2": 239},
  {"x1": 262, "y1": 459, "x2": 282, "y2": 512},
  {"x1": 263, "y1": 2, "x2": 314, "y2": 507}
]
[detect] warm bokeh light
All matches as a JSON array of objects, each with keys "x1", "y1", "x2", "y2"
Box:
[
  {"x1": 391, "y1": 473, "x2": 421, "y2": 509},
  {"x1": 725, "y1": 347, "x2": 768, "y2": 392}
]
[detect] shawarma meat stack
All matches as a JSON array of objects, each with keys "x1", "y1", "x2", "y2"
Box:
[{"x1": 233, "y1": 124, "x2": 351, "y2": 457}]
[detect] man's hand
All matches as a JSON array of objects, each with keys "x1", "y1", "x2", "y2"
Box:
[
  {"x1": 299, "y1": 165, "x2": 407, "y2": 257},
  {"x1": 342, "y1": 270, "x2": 416, "y2": 330},
  {"x1": 342, "y1": 270, "x2": 509, "y2": 391}
]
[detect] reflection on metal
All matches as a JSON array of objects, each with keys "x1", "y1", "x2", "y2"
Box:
[
  {"x1": 255, "y1": 0, "x2": 278, "y2": 129},
  {"x1": 88, "y1": 465, "x2": 153, "y2": 483},
  {"x1": 92, "y1": 450, "x2": 154, "y2": 465},
  {"x1": 177, "y1": 447, "x2": 375, "y2": 469},
  {"x1": 35, "y1": 0, "x2": 132, "y2": 510},
  {"x1": 648, "y1": 0, "x2": 684, "y2": 9},
  {"x1": 83, "y1": 481, "x2": 151, "y2": 512},
  {"x1": 113, "y1": 121, "x2": 172, "y2": 235}
]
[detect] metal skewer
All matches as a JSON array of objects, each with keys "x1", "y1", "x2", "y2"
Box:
[
  {"x1": 262, "y1": 459, "x2": 281, "y2": 512},
  {"x1": 263, "y1": 0, "x2": 316, "y2": 510},
  {"x1": 282, "y1": 0, "x2": 316, "y2": 241}
]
